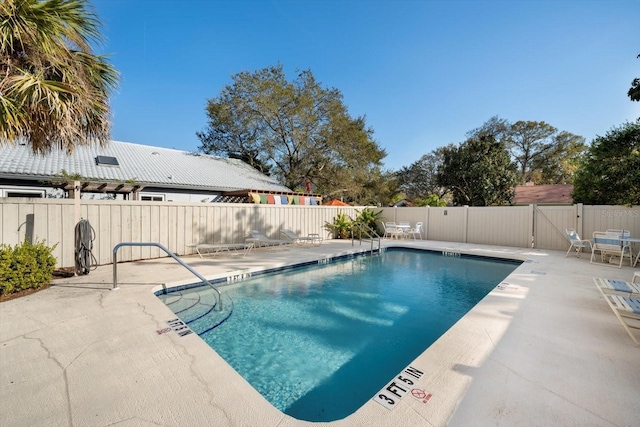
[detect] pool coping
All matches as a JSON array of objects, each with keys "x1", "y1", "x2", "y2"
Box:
[{"x1": 1, "y1": 240, "x2": 638, "y2": 426}]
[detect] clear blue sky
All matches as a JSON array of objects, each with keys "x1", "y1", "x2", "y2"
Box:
[{"x1": 91, "y1": 0, "x2": 640, "y2": 171}]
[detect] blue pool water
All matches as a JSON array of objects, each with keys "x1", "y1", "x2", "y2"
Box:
[{"x1": 157, "y1": 249, "x2": 519, "y2": 422}]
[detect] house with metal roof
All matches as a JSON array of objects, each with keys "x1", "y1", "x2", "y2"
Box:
[{"x1": 0, "y1": 140, "x2": 293, "y2": 202}]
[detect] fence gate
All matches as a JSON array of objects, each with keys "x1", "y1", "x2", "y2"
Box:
[{"x1": 532, "y1": 205, "x2": 577, "y2": 251}]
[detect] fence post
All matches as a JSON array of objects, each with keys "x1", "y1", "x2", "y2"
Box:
[
  {"x1": 576, "y1": 203, "x2": 584, "y2": 237},
  {"x1": 463, "y1": 205, "x2": 469, "y2": 243},
  {"x1": 424, "y1": 206, "x2": 429, "y2": 240},
  {"x1": 530, "y1": 203, "x2": 536, "y2": 248}
]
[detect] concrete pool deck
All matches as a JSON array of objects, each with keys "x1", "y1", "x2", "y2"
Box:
[{"x1": 1, "y1": 240, "x2": 639, "y2": 426}]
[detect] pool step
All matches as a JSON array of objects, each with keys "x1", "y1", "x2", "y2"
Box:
[
  {"x1": 187, "y1": 293, "x2": 234, "y2": 334},
  {"x1": 157, "y1": 289, "x2": 234, "y2": 334}
]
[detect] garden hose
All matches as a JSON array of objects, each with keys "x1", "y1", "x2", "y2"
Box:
[{"x1": 74, "y1": 219, "x2": 97, "y2": 275}]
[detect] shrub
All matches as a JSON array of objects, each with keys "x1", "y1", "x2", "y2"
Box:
[
  {"x1": 415, "y1": 194, "x2": 447, "y2": 207},
  {"x1": 324, "y1": 213, "x2": 353, "y2": 239},
  {"x1": 353, "y1": 208, "x2": 383, "y2": 235},
  {"x1": 0, "y1": 239, "x2": 57, "y2": 296}
]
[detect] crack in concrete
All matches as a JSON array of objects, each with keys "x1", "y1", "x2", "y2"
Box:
[
  {"x1": 104, "y1": 415, "x2": 166, "y2": 426},
  {"x1": 97, "y1": 291, "x2": 106, "y2": 309},
  {"x1": 23, "y1": 335, "x2": 73, "y2": 427},
  {"x1": 484, "y1": 328, "x2": 498, "y2": 350},
  {"x1": 173, "y1": 341, "x2": 233, "y2": 424},
  {"x1": 136, "y1": 301, "x2": 167, "y2": 330}
]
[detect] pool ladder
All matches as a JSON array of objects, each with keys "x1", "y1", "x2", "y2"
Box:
[
  {"x1": 351, "y1": 223, "x2": 381, "y2": 255},
  {"x1": 112, "y1": 242, "x2": 223, "y2": 311}
]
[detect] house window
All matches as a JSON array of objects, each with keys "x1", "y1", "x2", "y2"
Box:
[
  {"x1": 140, "y1": 194, "x2": 165, "y2": 201},
  {"x1": 2, "y1": 189, "x2": 45, "y2": 198}
]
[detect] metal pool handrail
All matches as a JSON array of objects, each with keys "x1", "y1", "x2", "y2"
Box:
[
  {"x1": 112, "y1": 242, "x2": 223, "y2": 311},
  {"x1": 351, "y1": 223, "x2": 381, "y2": 255}
]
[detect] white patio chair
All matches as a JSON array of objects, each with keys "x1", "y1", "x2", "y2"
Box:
[
  {"x1": 382, "y1": 222, "x2": 401, "y2": 239},
  {"x1": 590, "y1": 231, "x2": 633, "y2": 268},
  {"x1": 606, "y1": 230, "x2": 634, "y2": 261},
  {"x1": 406, "y1": 222, "x2": 423, "y2": 240},
  {"x1": 565, "y1": 228, "x2": 592, "y2": 258}
]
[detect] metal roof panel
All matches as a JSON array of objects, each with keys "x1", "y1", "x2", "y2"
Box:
[{"x1": 0, "y1": 140, "x2": 291, "y2": 193}]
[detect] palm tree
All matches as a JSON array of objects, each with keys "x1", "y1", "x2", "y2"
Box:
[{"x1": 0, "y1": 0, "x2": 118, "y2": 153}]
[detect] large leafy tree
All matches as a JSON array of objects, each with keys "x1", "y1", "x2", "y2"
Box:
[
  {"x1": 536, "y1": 130, "x2": 586, "y2": 184},
  {"x1": 572, "y1": 121, "x2": 640, "y2": 205},
  {"x1": 506, "y1": 120, "x2": 558, "y2": 183},
  {"x1": 437, "y1": 137, "x2": 518, "y2": 206},
  {"x1": 344, "y1": 167, "x2": 398, "y2": 207},
  {"x1": 629, "y1": 54, "x2": 640, "y2": 103},
  {"x1": 506, "y1": 121, "x2": 585, "y2": 184},
  {"x1": 198, "y1": 64, "x2": 387, "y2": 202},
  {"x1": 467, "y1": 115, "x2": 510, "y2": 141},
  {"x1": 396, "y1": 149, "x2": 447, "y2": 200},
  {"x1": 629, "y1": 54, "x2": 640, "y2": 121},
  {"x1": 0, "y1": 0, "x2": 118, "y2": 153},
  {"x1": 468, "y1": 117, "x2": 585, "y2": 184}
]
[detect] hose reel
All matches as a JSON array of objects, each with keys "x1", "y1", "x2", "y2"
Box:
[{"x1": 74, "y1": 219, "x2": 97, "y2": 275}]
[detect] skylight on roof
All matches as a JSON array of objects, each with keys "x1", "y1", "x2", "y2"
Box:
[{"x1": 96, "y1": 155, "x2": 119, "y2": 166}]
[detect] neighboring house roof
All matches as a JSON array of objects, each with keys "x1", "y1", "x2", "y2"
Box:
[
  {"x1": 512, "y1": 184, "x2": 574, "y2": 205},
  {"x1": 324, "y1": 199, "x2": 349, "y2": 206},
  {"x1": 0, "y1": 140, "x2": 291, "y2": 193},
  {"x1": 392, "y1": 199, "x2": 414, "y2": 207}
]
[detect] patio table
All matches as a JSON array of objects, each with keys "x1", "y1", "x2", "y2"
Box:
[
  {"x1": 620, "y1": 237, "x2": 640, "y2": 267},
  {"x1": 397, "y1": 223, "x2": 411, "y2": 239}
]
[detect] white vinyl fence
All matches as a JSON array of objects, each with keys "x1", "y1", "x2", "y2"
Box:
[
  {"x1": 380, "y1": 204, "x2": 640, "y2": 252},
  {"x1": 0, "y1": 198, "x2": 362, "y2": 268},
  {"x1": 1, "y1": 198, "x2": 638, "y2": 268}
]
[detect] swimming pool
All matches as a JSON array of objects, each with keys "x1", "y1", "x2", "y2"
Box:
[{"x1": 157, "y1": 248, "x2": 520, "y2": 422}]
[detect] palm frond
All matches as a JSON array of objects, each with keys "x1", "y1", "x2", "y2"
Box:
[{"x1": 0, "y1": 0, "x2": 118, "y2": 153}]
